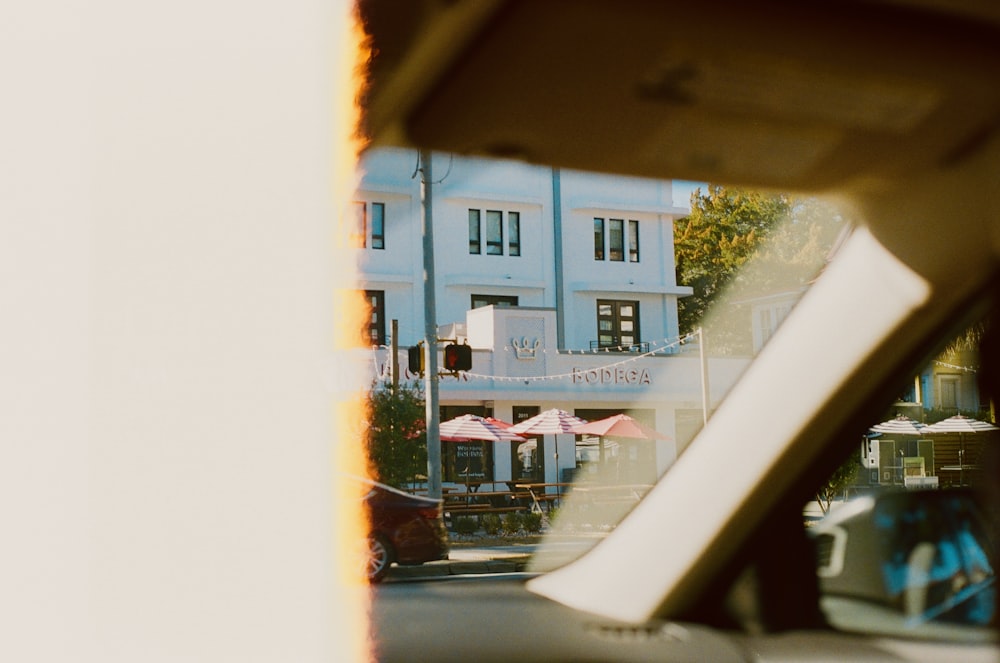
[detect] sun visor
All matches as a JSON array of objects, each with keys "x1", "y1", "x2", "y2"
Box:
[{"x1": 364, "y1": 0, "x2": 1000, "y2": 191}]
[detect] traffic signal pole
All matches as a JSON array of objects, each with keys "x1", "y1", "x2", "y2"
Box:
[{"x1": 420, "y1": 150, "x2": 442, "y2": 499}]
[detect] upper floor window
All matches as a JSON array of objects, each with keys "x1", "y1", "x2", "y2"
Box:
[
  {"x1": 609, "y1": 219, "x2": 625, "y2": 261},
  {"x1": 759, "y1": 309, "x2": 774, "y2": 345},
  {"x1": 509, "y1": 212, "x2": 521, "y2": 256},
  {"x1": 486, "y1": 210, "x2": 503, "y2": 255},
  {"x1": 472, "y1": 294, "x2": 519, "y2": 309},
  {"x1": 468, "y1": 210, "x2": 481, "y2": 254},
  {"x1": 469, "y1": 208, "x2": 522, "y2": 257},
  {"x1": 594, "y1": 218, "x2": 605, "y2": 260},
  {"x1": 594, "y1": 217, "x2": 640, "y2": 262},
  {"x1": 350, "y1": 201, "x2": 366, "y2": 248},
  {"x1": 628, "y1": 219, "x2": 639, "y2": 262},
  {"x1": 371, "y1": 202, "x2": 385, "y2": 249},
  {"x1": 351, "y1": 200, "x2": 387, "y2": 249}
]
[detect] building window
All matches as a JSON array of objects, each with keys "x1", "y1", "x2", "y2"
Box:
[
  {"x1": 468, "y1": 210, "x2": 481, "y2": 254},
  {"x1": 350, "y1": 201, "x2": 366, "y2": 248},
  {"x1": 441, "y1": 406, "x2": 493, "y2": 484},
  {"x1": 471, "y1": 294, "x2": 518, "y2": 309},
  {"x1": 511, "y1": 405, "x2": 542, "y2": 481},
  {"x1": 596, "y1": 299, "x2": 640, "y2": 350},
  {"x1": 759, "y1": 309, "x2": 774, "y2": 344},
  {"x1": 350, "y1": 200, "x2": 387, "y2": 249},
  {"x1": 594, "y1": 218, "x2": 605, "y2": 260},
  {"x1": 628, "y1": 219, "x2": 639, "y2": 262},
  {"x1": 470, "y1": 208, "x2": 522, "y2": 256},
  {"x1": 609, "y1": 218, "x2": 625, "y2": 261},
  {"x1": 939, "y1": 375, "x2": 960, "y2": 410},
  {"x1": 595, "y1": 216, "x2": 640, "y2": 262},
  {"x1": 486, "y1": 210, "x2": 503, "y2": 255},
  {"x1": 508, "y1": 212, "x2": 520, "y2": 256},
  {"x1": 364, "y1": 290, "x2": 385, "y2": 346},
  {"x1": 371, "y1": 202, "x2": 385, "y2": 249}
]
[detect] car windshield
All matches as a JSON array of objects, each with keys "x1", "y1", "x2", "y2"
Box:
[
  {"x1": 355, "y1": 147, "x2": 997, "y2": 642},
  {"x1": 355, "y1": 147, "x2": 851, "y2": 559}
]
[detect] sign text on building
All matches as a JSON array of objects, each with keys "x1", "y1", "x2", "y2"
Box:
[{"x1": 571, "y1": 366, "x2": 652, "y2": 386}]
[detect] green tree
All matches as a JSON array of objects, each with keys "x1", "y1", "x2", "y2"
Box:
[
  {"x1": 816, "y1": 456, "x2": 859, "y2": 515},
  {"x1": 365, "y1": 381, "x2": 427, "y2": 489},
  {"x1": 675, "y1": 186, "x2": 791, "y2": 353},
  {"x1": 676, "y1": 185, "x2": 847, "y2": 354}
]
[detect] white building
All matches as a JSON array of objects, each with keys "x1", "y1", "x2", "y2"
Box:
[{"x1": 353, "y1": 148, "x2": 749, "y2": 488}]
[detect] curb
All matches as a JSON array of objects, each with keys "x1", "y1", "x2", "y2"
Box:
[{"x1": 386, "y1": 556, "x2": 532, "y2": 580}]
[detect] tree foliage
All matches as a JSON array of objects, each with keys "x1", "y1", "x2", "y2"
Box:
[
  {"x1": 675, "y1": 185, "x2": 848, "y2": 354},
  {"x1": 816, "y1": 456, "x2": 860, "y2": 515},
  {"x1": 365, "y1": 381, "x2": 427, "y2": 489}
]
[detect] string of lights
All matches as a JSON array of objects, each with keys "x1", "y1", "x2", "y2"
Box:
[
  {"x1": 370, "y1": 331, "x2": 701, "y2": 383},
  {"x1": 933, "y1": 360, "x2": 978, "y2": 374}
]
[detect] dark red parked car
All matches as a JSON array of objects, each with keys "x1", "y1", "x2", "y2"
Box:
[{"x1": 356, "y1": 476, "x2": 450, "y2": 582}]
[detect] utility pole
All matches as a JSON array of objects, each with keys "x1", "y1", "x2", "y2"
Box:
[
  {"x1": 552, "y1": 168, "x2": 565, "y2": 348},
  {"x1": 391, "y1": 319, "x2": 399, "y2": 392},
  {"x1": 420, "y1": 150, "x2": 442, "y2": 499}
]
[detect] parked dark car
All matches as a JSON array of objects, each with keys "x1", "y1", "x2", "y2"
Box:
[{"x1": 356, "y1": 476, "x2": 450, "y2": 582}]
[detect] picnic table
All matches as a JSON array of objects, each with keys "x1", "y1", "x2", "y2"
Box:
[{"x1": 513, "y1": 482, "x2": 574, "y2": 512}]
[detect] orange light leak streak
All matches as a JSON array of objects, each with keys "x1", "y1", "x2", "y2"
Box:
[{"x1": 332, "y1": 2, "x2": 375, "y2": 662}]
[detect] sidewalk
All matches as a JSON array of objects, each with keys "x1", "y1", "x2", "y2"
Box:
[{"x1": 386, "y1": 544, "x2": 537, "y2": 580}]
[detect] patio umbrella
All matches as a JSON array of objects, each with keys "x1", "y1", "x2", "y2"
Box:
[
  {"x1": 571, "y1": 413, "x2": 670, "y2": 468},
  {"x1": 571, "y1": 413, "x2": 670, "y2": 440},
  {"x1": 923, "y1": 415, "x2": 998, "y2": 485},
  {"x1": 508, "y1": 408, "x2": 588, "y2": 435},
  {"x1": 439, "y1": 414, "x2": 526, "y2": 491},
  {"x1": 484, "y1": 416, "x2": 515, "y2": 430},
  {"x1": 509, "y1": 409, "x2": 588, "y2": 494},
  {"x1": 869, "y1": 414, "x2": 928, "y2": 436}
]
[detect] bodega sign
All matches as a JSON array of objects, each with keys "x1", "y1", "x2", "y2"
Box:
[{"x1": 571, "y1": 366, "x2": 651, "y2": 386}]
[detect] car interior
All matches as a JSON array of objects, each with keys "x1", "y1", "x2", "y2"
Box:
[
  {"x1": 15, "y1": 1, "x2": 1000, "y2": 661},
  {"x1": 361, "y1": 1, "x2": 1000, "y2": 661}
]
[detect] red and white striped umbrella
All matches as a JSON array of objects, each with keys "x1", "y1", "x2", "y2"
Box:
[
  {"x1": 869, "y1": 414, "x2": 928, "y2": 436},
  {"x1": 571, "y1": 413, "x2": 670, "y2": 440},
  {"x1": 508, "y1": 408, "x2": 588, "y2": 435},
  {"x1": 439, "y1": 414, "x2": 526, "y2": 442},
  {"x1": 923, "y1": 414, "x2": 998, "y2": 434},
  {"x1": 484, "y1": 416, "x2": 515, "y2": 430}
]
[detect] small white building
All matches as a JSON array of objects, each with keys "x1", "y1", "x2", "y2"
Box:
[{"x1": 353, "y1": 148, "x2": 750, "y2": 488}]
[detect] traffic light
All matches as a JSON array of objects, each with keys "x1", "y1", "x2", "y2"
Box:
[
  {"x1": 443, "y1": 343, "x2": 473, "y2": 371},
  {"x1": 407, "y1": 344, "x2": 424, "y2": 375}
]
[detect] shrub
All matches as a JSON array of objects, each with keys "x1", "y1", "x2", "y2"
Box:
[
  {"x1": 482, "y1": 513, "x2": 502, "y2": 535},
  {"x1": 546, "y1": 507, "x2": 560, "y2": 525},
  {"x1": 452, "y1": 516, "x2": 478, "y2": 535},
  {"x1": 502, "y1": 511, "x2": 524, "y2": 534},
  {"x1": 523, "y1": 511, "x2": 543, "y2": 532}
]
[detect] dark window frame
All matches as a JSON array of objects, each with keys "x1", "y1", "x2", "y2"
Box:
[
  {"x1": 351, "y1": 201, "x2": 367, "y2": 248},
  {"x1": 468, "y1": 209, "x2": 481, "y2": 254},
  {"x1": 371, "y1": 202, "x2": 385, "y2": 250},
  {"x1": 486, "y1": 210, "x2": 504, "y2": 255},
  {"x1": 609, "y1": 218, "x2": 625, "y2": 261},
  {"x1": 594, "y1": 217, "x2": 605, "y2": 260},
  {"x1": 508, "y1": 211, "x2": 521, "y2": 256},
  {"x1": 471, "y1": 294, "x2": 519, "y2": 309},
  {"x1": 596, "y1": 299, "x2": 641, "y2": 350},
  {"x1": 628, "y1": 219, "x2": 639, "y2": 262}
]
